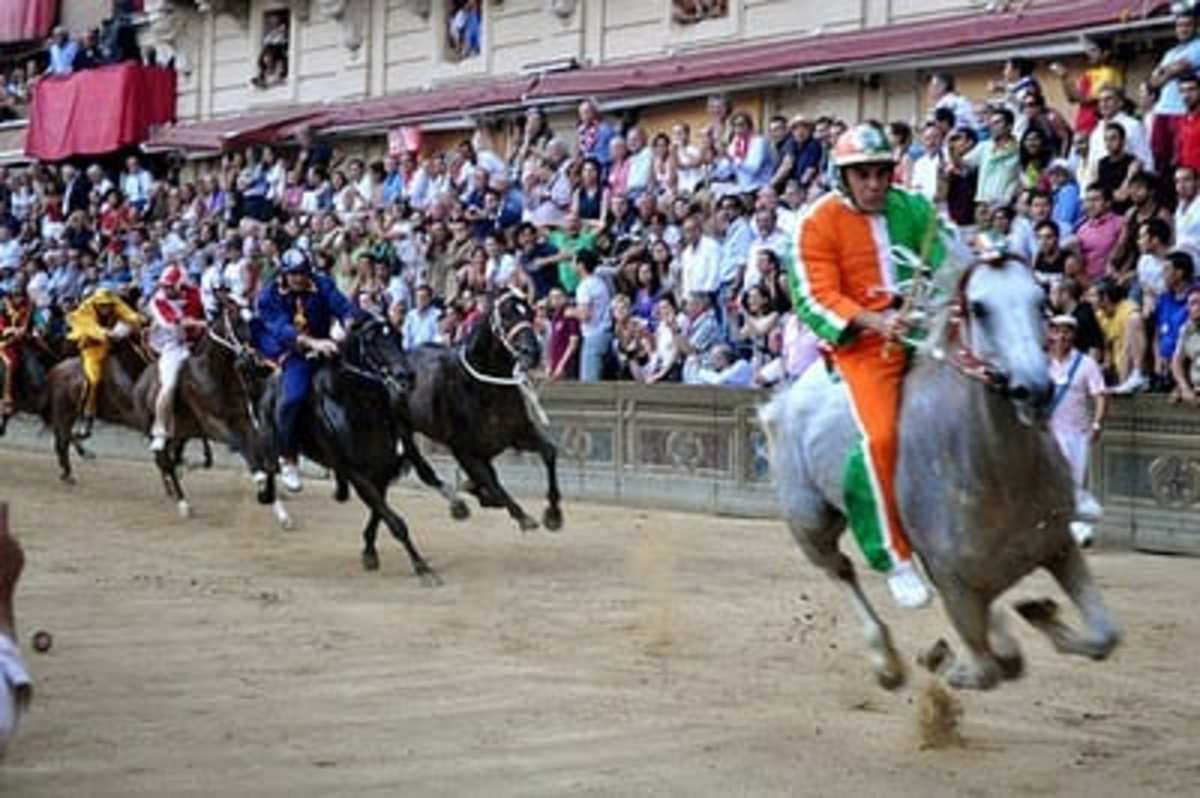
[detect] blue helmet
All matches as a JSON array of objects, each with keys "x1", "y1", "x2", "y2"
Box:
[{"x1": 281, "y1": 249, "x2": 311, "y2": 275}]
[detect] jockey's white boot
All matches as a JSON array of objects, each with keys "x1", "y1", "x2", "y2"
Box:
[
  {"x1": 148, "y1": 435, "x2": 167, "y2": 453},
  {"x1": 1075, "y1": 489, "x2": 1103, "y2": 522},
  {"x1": 887, "y1": 560, "x2": 932, "y2": 609},
  {"x1": 280, "y1": 460, "x2": 303, "y2": 493}
]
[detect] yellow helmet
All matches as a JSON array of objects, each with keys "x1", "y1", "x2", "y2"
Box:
[{"x1": 88, "y1": 288, "x2": 119, "y2": 307}]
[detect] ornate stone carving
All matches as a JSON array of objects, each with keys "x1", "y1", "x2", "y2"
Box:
[
  {"x1": 394, "y1": 0, "x2": 432, "y2": 20},
  {"x1": 194, "y1": 0, "x2": 251, "y2": 28},
  {"x1": 144, "y1": 0, "x2": 198, "y2": 77},
  {"x1": 665, "y1": 430, "x2": 705, "y2": 474},
  {"x1": 316, "y1": 0, "x2": 364, "y2": 53},
  {"x1": 547, "y1": 0, "x2": 577, "y2": 19},
  {"x1": 1148, "y1": 456, "x2": 1200, "y2": 509}
]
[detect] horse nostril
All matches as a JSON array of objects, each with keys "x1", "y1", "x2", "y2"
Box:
[{"x1": 1009, "y1": 385, "x2": 1031, "y2": 401}]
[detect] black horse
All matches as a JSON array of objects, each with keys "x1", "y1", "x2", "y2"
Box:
[
  {"x1": 387, "y1": 290, "x2": 562, "y2": 532},
  {"x1": 257, "y1": 319, "x2": 441, "y2": 584}
]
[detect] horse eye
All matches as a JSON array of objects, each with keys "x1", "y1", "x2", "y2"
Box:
[{"x1": 970, "y1": 301, "x2": 988, "y2": 321}]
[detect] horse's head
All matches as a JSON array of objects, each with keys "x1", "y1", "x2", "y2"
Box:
[
  {"x1": 490, "y1": 290, "x2": 541, "y2": 373},
  {"x1": 344, "y1": 317, "x2": 413, "y2": 396},
  {"x1": 958, "y1": 258, "x2": 1052, "y2": 425}
]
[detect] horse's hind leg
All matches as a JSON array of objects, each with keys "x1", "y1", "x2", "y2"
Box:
[
  {"x1": 1015, "y1": 543, "x2": 1119, "y2": 660},
  {"x1": 53, "y1": 424, "x2": 74, "y2": 484},
  {"x1": 403, "y1": 434, "x2": 469, "y2": 520},
  {"x1": 788, "y1": 518, "x2": 906, "y2": 691},
  {"x1": 157, "y1": 451, "x2": 191, "y2": 518}
]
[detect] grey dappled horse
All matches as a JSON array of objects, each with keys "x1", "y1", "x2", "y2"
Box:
[{"x1": 760, "y1": 258, "x2": 1119, "y2": 690}]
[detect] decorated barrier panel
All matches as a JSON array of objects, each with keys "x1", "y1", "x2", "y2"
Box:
[{"x1": 1, "y1": 387, "x2": 1196, "y2": 555}]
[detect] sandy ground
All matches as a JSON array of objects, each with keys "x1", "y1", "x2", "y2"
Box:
[{"x1": 1, "y1": 448, "x2": 1199, "y2": 797}]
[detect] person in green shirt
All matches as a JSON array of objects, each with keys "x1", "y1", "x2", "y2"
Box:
[{"x1": 548, "y1": 211, "x2": 597, "y2": 294}]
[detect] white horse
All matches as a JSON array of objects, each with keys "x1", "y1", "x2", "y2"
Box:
[{"x1": 760, "y1": 258, "x2": 1119, "y2": 690}]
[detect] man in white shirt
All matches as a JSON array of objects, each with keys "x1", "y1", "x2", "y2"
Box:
[
  {"x1": 679, "y1": 213, "x2": 721, "y2": 297},
  {"x1": 566, "y1": 249, "x2": 612, "y2": 382},
  {"x1": 625, "y1": 127, "x2": 655, "y2": 198},
  {"x1": 1175, "y1": 165, "x2": 1200, "y2": 256},
  {"x1": 121, "y1": 156, "x2": 153, "y2": 212},
  {"x1": 402, "y1": 284, "x2": 441, "y2": 349},
  {"x1": 1085, "y1": 87, "x2": 1153, "y2": 185},
  {"x1": 0, "y1": 228, "x2": 21, "y2": 273},
  {"x1": 743, "y1": 207, "x2": 790, "y2": 291},
  {"x1": 685, "y1": 344, "x2": 754, "y2": 387},
  {"x1": 910, "y1": 122, "x2": 944, "y2": 204}
]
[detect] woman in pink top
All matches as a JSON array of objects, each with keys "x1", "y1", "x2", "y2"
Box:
[
  {"x1": 1047, "y1": 315, "x2": 1108, "y2": 547},
  {"x1": 1076, "y1": 183, "x2": 1124, "y2": 282}
]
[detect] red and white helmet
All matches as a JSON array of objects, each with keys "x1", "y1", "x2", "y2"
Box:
[{"x1": 158, "y1": 264, "x2": 187, "y2": 289}]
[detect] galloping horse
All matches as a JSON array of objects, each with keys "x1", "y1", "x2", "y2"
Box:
[
  {"x1": 45, "y1": 333, "x2": 152, "y2": 483},
  {"x1": 392, "y1": 290, "x2": 562, "y2": 532},
  {"x1": 131, "y1": 297, "x2": 288, "y2": 525},
  {"x1": 256, "y1": 319, "x2": 440, "y2": 584},
  {"x1": 760, "y1": 257, "x2": 1119, "y2": 690}
]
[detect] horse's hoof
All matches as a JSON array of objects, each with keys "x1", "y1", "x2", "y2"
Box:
[
  {"x1": 449, "y1": 499, "x2": 470, "y2": 521},
  {"x1": 256, "y1": 490, "x2": 273, "y2": 506},
  {"x1": 945, "y1": 657, "x2": 1003, "y2": 690},
  {"x1": 177, "y1": 500, "x2": 192, "y2": 519},
  {"x1": 996, "y1": 652, "x2": 1025, "y2": 680},
  {"x1": 418, "y1": 568, "x2": 444, "y2": 588},
  {"x1": 517, "y1": 516, "x2": 540, "y2": 533},
  {"x1": 876, "y1": 662, "x2": 907, "y2": 691},
  {"x1": 362, "y1": 552, "x2": 380, "y2": 572},
  {"x1": 333, "y1": 482, "x2": 349, "y2": 503},
  {"x1": 542, "y1": 506, "x2": 563, "y2": 532},
  {"x1": 78, "y1": 447, "x2": 96, "y2": 461},
  {"x1": 918, "y1": 638, "x2": 954, "y2": 674},
  {"x1": 60, "y1": 472, "x2": 75, "y2": 485}
]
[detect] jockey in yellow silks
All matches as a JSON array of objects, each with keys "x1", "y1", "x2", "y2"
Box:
[
  {"x1": 66, "y1": 288, "x2": 143, "y2": 439},
  {"x1": 789, "y1": 124, "x2": 949, "y2": 609}
]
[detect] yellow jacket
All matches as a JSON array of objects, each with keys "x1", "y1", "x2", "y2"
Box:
[{"x1": 67, "y1": 289, "x2": 143, "y2": 346}]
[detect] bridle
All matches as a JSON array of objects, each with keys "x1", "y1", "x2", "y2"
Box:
[
  {"x1": 456, "y1": 290, "x2": 550, "y2": 428},
  {"x1": 458, "y1": 289, "x2": 535, "y2": 387},
  {"x1": 937, "y1": 262, "x2": 1014, "y2": 394},
  {"x1": 342, "y1": 319, "x2": 409, "y2": 400}
]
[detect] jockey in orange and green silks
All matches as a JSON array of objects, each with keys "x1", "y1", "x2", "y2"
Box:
[{"x1": 788, "y1": 124, "x2": 948, "y2": 609}]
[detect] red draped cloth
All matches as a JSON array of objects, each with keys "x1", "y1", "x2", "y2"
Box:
[
  {"x1": 25, "y1": 63, "x2": 178, "y2": 161},
  {"x1": 0, "y1": 0, "x2": 56, "y2": 44}
]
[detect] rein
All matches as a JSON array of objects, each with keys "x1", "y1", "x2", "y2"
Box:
[
  {"x1": 911, "y1": 263, "x2": 1010, "y2": 393},
  {"x1": 457, "y1": 290, "x2": 550, "y2": 429}
]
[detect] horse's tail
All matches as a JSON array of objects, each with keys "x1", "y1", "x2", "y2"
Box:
[{"x1": 756, "y1": 391, "x2": 787, "y2": 476}]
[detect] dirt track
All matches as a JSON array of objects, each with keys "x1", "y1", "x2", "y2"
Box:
[{"x1": 1, "y1": 448, "x2": 1198, "y2": 797}]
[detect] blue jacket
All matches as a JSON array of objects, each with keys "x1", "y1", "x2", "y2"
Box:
[{"x1": 254, "y1": 274, "x2": 358, "y2": 361}]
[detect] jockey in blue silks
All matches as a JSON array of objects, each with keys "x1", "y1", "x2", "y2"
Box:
[{"x1": 254, "y1": 249, "x2": 361, "y2": 492}]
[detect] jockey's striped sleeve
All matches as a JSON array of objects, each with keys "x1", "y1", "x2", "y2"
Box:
[{"x1": 789, "y1": 194, "x2": 862, "y2": 345}]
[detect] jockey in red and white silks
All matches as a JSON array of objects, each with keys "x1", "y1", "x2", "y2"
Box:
[{"x1": 147, "y1": 264, "x2": 205, "y2": 452}]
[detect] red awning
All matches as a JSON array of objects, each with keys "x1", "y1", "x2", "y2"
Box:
[
  {"x1": 0, "y1": 0, "x2": 56, "y2": 45},
  {"x1": 144, "y1": 106, "x2": 333, "y2": 153},
  {"x1": 321, "y1": 76, "x2": 535, "y2": 131},
  {"x1": 25, "y1": 63, "x2": 178, "y2": 161},
  {"x1": 530, "y1": 0, "x2": 1170, "y2": 101}
]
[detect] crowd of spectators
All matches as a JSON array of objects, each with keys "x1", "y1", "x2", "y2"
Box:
[{"x1": 2, "y1": 5, "x2": 1200, "y2": 403}]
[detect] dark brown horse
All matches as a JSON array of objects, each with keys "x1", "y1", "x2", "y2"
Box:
[{"x1": 385, "y1": 290, "x2": 562, "y2": 532}]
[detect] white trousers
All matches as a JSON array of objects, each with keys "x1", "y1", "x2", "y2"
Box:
[
  {"x1": 0, "y1": 634, "x2": 30, "y2": 758},
  {"x1": 152, "y1": 344, "x2": 189, "y2": 440},
  {"x1": 1054, "y1": 427, "x2": 1090, "y2": 497}
]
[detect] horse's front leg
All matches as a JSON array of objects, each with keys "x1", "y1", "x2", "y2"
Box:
[
  {"x1": 931, "y1": 574, "x2": 1004, "y2": 690},
  {"x1": 345, "y1": 474, "x2": 440, "y2": 586},
  {"x1": 156, "y1": 449, "x2": 191, "y2": 518},
  {"x1": 456, "y1": 452, "x2": 537, "y2": 532},
  {"x1": 1015, "y1": 542, "x2": 1120, "y2": 660},
  {"x1": 533, "y1": 431, "x2": 562, "y2": 532}
]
